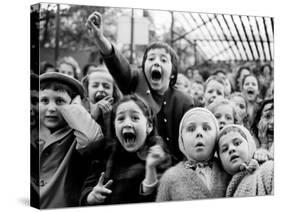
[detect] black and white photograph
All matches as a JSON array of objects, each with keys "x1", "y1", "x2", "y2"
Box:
[
  {"x1": 30, "y1": 1, "x2": 275, "y2": 210},
  {"x1": 1, "y1": 0, "x2": 279, "y2": 212}
]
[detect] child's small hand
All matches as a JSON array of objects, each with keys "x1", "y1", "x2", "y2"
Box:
[
  {"x1": 90, "y1": 96, "x2": 113, "y2": 119},
  {"x1": 97, "y1": 96, "x2": 114, "y2": 115},
  {"x1": 146, "y1": 145, "x2": 166, "y2": 168},
  {"x1": 86, "y1": 12, "x2": 104, "y2": 42},
  {"x1": 87, "y1": 172, "x2": 113, "y2": 204},
  {"x1": 253, "y1": 148, "x2": 270, "y2": 163}
]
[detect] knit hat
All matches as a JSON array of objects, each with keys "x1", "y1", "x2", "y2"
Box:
[
  {"x1": 40, "y1": 72, "x2": 85, "y2": 98},
  {"x1": 218, "y1": 124, "x2": 256, "y2": 162},
  {"x1": 178, "y1": 107, "x2": 219, "y2": 159}
]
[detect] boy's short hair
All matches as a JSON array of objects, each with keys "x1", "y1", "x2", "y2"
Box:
[
  {"x1": 40, "y1": 72, "x2": 85, "y2": 99},
  {"x1": 141, "y1": 42, "x2": 178, "y2": 86}
]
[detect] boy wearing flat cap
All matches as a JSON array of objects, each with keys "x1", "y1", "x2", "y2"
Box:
[{"x1": 38, "y1": 72, "x2": 104, "y2": 209}]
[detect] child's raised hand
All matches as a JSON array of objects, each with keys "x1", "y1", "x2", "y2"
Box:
[
  {"x1": 86, "y1": 12, "x2": 104, "y2": 42},
  {"x1": 253, "y1": 148, "x2": 270, "y2": 163},
  {"x1": 86, "y1": 172, "x2": 113, "y2": 204},
  {"x1": 146, "y1": 144, "x2": 166, "y2": 168}
]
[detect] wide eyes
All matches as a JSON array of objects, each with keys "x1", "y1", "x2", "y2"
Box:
[
  {"x1": 263, "y1": 112, "x2": 273, "y2": 120},
  {"x1": 185, "y1": 124, "x2": 211, "y2": 132},
  {"x1": 202, "y1": 124, "x2": 211, "y2": 131}
]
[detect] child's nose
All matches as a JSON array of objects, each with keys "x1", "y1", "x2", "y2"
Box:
[
  {"x1": 97, "y1": 84, "x2": 104, "y2": 91},
  {"x1": 123, "y1": 118, "x2": 133, "y2": 127},
  {"x1": 47, "y1": 102, "x2": 57, "y2": 112},
  {"x1": 228, "y1": 146, "x2": 235, "y2": 154}
]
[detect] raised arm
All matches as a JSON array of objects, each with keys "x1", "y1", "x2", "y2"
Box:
[{"x1": 86, "y1": 12, "x2": 137, "y2": 94}]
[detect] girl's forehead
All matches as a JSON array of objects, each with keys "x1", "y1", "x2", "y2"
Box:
[
  {"x1": 206, "y1": 80, "x2": 224, "y2": 89},
  {"x1": 244, "y1": 75, "x2": 257, "y2": 83},
  {"x1": 220, "y1": 130, "x2": 244, "y2": 143},
  {"x1": 214, "y1": 104, "x2": 232, "y2": 113},
  {"x1": 116, "y1": 100, "x2": 143, "y2": 114},
  {"x1": 147, "y1": 48, "x2": 170, "y2": 57},
  {"x1": 232, "y1": 95, "x2": 245, "y2": 102},
  {"x1": 88, "y1": 71, "x2": 113, "y2": 82},
  {"x1": 262, "y1": 102, "x2": 273, "y2": 113},
  {"x1": 183, "y1": 113, "x2": 214, "y2": 125}
]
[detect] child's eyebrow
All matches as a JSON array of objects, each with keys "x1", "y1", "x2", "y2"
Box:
[{"x1": 263, "y1": 106, "x2": 273, "y2": 112}]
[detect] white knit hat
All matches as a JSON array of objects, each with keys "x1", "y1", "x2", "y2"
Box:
[{"x1": 178, "y1": 107, "x2": 219, "y2": 159}]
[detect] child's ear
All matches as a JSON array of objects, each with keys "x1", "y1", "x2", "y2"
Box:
[{"x1": 146, "y1": 122, "x2": 153, "y2": 135}]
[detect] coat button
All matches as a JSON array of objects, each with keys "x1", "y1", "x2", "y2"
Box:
[
  {"x1": 166, "y1": 137, "x2": 170, "y2": 141},
  {"x1": 163, "y1": 101, "x2": 167, "y2": 105},
  {"x1": 146, "y1": 90, "x2": 151, "y2": 95},
  {"x1": 164, "y1": 118, "x2": 167, "y2": 123}
]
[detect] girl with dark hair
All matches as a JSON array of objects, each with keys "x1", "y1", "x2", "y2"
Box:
[{"x1": 80, "y1": 94, "x2": 171, "y2": 205}]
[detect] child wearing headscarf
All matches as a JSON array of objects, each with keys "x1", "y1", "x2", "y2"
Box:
[
  {"x1": 217, "y1": 124, "x2": 274, "y2": 197},
  {"x1": 156, "y1": 108, "x2": 230, "y2": 201}
]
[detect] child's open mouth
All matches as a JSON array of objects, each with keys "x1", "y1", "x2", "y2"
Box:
[
  {"x1": 94, "y1": 92, "x2": 107, "y2": 102},
  {"x1": 230, "y1": 155, "x2": 239, "y2": 162},
  {"x1": 267, "y1": 128, "x2": 274, "y2": 141},
  {"x1": 247, "y1": 89, "x2": 255, "y2": 95},
  {"x1": 151, "y1": 69, "x2": 162, "y2": 82},
  {"x1": 122, "y1": 129, "x2": 136, "y2": 144},
  {"x1": 195, "y1": 142, "x2": 205, "y2": 148}
]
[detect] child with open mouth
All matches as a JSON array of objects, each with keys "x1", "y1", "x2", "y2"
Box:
[
  {"x1": 217, "y1": 124, "x2": 273, "y2": 197},
  {"x1": 252, "y1": 98, "x2": 274, "y2": 163},
  {"x1": 241, "y1": 74, "x2": 260, "y2": 127},
  {"x1": 80, "y1": 95, "x2": 170, "y2": 205},
  {"x1": 156, "y1": 108, "x2": 230, "y2": 201},
  {"x1": 82, "y1": 67, "x2": 122, "y2": 139},
  {"x1": 86, "y1": 11, "x2": 194, "y2": 164}
]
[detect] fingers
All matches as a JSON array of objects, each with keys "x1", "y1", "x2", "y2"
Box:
[
  {"x1": 97, "y1": 172, "x2": 105, "y2": 186},
  {"x1": 104, "y1": 179, "x2": 113, "y2": 188},
  {"x1": 254, "y1": 151, "x2": 269, "y2": 163},
  {"x1": 98, "y1": 100, "x2": 113, "y2": 114},
  {"x1": 88, "y1": 12, "x2": 102, "y2": 26},
  {"x1": 148, "y1": 145, "x2": 165, "y2": 161},
  {"x1": 95, "y1": 185, "x2": 112, "y2": 195}
]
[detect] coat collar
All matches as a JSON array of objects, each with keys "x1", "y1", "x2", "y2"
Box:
[{"x1": 39, "y1": 125, "x2": 73, "y2": 151}]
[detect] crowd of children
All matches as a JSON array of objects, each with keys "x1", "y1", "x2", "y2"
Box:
[{"x1": 31, "y1": 11, "x2": 274, "y2": 209}]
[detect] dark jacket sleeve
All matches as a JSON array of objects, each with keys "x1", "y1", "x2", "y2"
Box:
[
  {"x1": 79, "y1": 159, "x2": 105, "y2": 206},
  {"x1": 102, "y1": 44, "x2": 138, "y2": 94}
]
